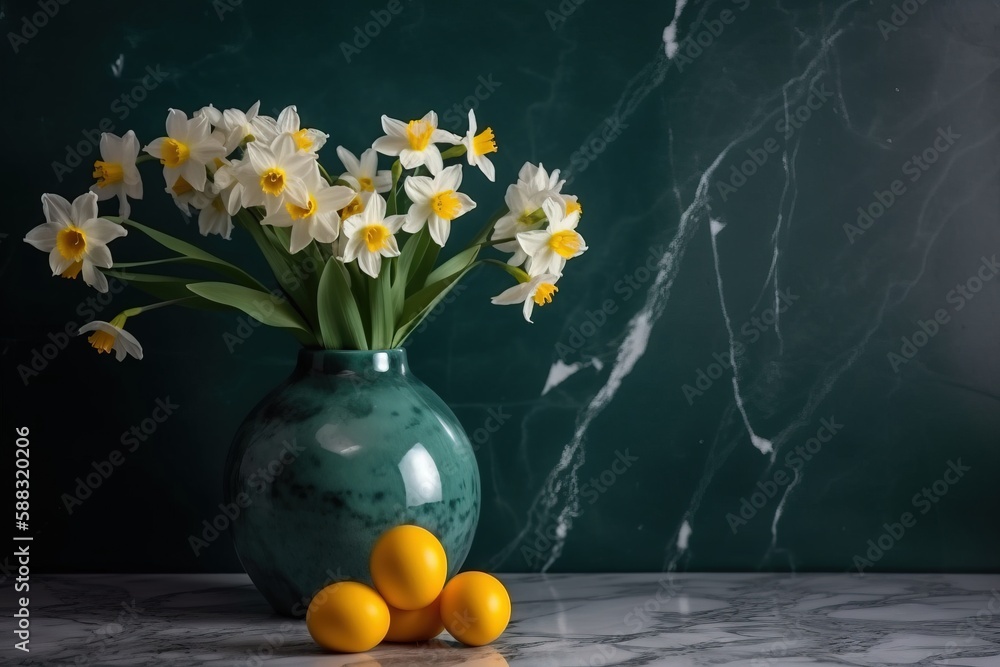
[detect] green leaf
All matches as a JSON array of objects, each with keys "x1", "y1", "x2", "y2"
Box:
[
  {"x1": 394, "y1": 226, "x2": 432, "y2": 316},
  {"x1": 392, "y1": 261, "x2": 479, "y2": 347},
  {"x1": 370, "y1": 260, "x2": 395, "y2": 349},
  {"x1": 408, "y1": 234, "x2": 440, "y2": 297},
  {"x1": 425, "y1": 245, "x2": 479, "y2": 286},
  {"x1": 102, "y1": 270, "x2": 226, "y2": 310},
  {"x1": 317, "y1": 258, "x2": 368, "y2": 350},
  {"x1": 387, "y1": 160, "x2": 403, "y2": 216},
  {"x1": 186, "y1": 281, "x2": 315, "y2": 345},
  {"x1": 117, "y1": 218, "x2": 266, "y2": 291}
]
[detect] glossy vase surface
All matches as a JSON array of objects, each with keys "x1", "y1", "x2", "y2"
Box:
[{"x1": 224, "y1": 348, "x2": 480, "y2": 617}]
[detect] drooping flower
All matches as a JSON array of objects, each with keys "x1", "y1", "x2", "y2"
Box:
[
  {"x1": 261, "y1": 169, "x2": 355, "y2": 253},
  {"x1": 491, "y1": 184, "x2": 549, "y2": 266},
  {"x1": 197, "y1": 190, "x2": 238, "y2": 239},
  {"x1": 341, "y1": 193, "x2": 405, "y2": 278},
  {"x1": 78, "y1": 313, "x2": 143, "y2": 361},
  {"x1": 90, "y1": 130, "x2": 143, "y2": 219},
  {"x1": 166, "y1": 175, "x2": 212, "y2": 217},
  {"x1": 23, "y1": 192, "x2": 127, "y2": 293},
  {"x1": 236, "y1": 133, "x2": 317, "y2": 212},
  {"x1": 372, "y1": 111, "x2": 459, "y2": 176},
  {"x1": 461, "y1": 109, "x2": 497, "y2": 182},
  {"x1": 276, "y1": 105, "x2": 329, "y2": 154},
  {"x1": 336, "y1": 146, "x2": 391, "y2": 194},
  {"x1": 402, "y1": 165, "x2": 476, "y2": 247},
  {"x1": 516, "y1": 198, "x2": 587, "y2": 277},
  {"x1": 490, "y1": 273, "x2": 560, "y2": 323},
  {"x1": 143, "y1": 109, "x2": 227, "y2": 191}
]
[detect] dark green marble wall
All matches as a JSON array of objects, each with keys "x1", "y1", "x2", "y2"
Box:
[{"x1": 2, "y1": 0, "x2": 998, "y2": 574}]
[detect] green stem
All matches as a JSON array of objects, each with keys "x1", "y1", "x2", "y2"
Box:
[
  {"x1": 123, "y1": 297, "x2": 197, "y2": 317},
  {"x1": 136, "y1": 153, "x2": 157, "y2": 165},
  {"x1": 440, "y1": 144, "x2": 467, "y2": 160}
]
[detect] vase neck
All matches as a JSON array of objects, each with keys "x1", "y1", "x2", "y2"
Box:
[{"x1": 295, "y1": 349, "x2": 409, "y2": 376}]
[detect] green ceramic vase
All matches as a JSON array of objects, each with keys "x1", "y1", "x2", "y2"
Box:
[{"x1": 223, "y1": 349, "x2": 481, "y2": 617}]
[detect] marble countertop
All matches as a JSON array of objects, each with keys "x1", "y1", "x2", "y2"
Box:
[{"x1": 10, "y1": 573, "x2": 1000, "y2": 666}]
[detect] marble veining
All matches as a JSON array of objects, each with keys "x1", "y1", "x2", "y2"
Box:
[{"x1": 11, "y1": 573, "x2": 1000, "y2": 666}]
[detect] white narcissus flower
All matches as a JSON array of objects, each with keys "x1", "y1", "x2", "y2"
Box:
[
  {"x1": 337, "y1": 146, "x2": 391, "y2": 194},
  {"x1": 194, "y1": 104, "x2": 223, "y2": 126},
  {"x1": 261, "y1": 170, "x2": 355, "y2": 253},
  {"x1": 221, "y1": 101, "x2": 279, "y2": 149},
  {"x1": 372, "y1": 111, "x2": 459, "y2": 176},
  {"x1": 166, "y1": 175, "x2": 212, "y2": 217},
  {"x1": 341, "y1": 193, "x2": 405, "y2": 278},
  {"x1": 491, "y1": 273, "x2": 560, "y2": 323},
  {"x1": 461, "y1": 109, "x2": 497, "y2": 182},
  {"x1": 90, "y1": 131, "x2": 142, "y2": 219},
  {"x1": 491, "y1": 184, "x2": 548, "y2": 267},
  {"x1": 78, "y1": 313, "x2": 143, "y2": 361},
  {"x1": 518, "y1": 161, "x2": 564, "y2": 194},
  {"x1": 277, "y1": 105, "x2": 329, "y2": 154},
  {"x1": 237, "y1": 134, "x2": 317, "y2": 212},
  {"x1": 23, "y1": 192, "x2": 127, "y2": 293},
  {"x1": 402, "y1": 165, "x2": 476, "y2": 247},
  {"x1": 517, "y1": 198, "x2": 588, "y2": 277},
  {"x1": 143, "y1": 109, "x2": 227, "y2": 191}
]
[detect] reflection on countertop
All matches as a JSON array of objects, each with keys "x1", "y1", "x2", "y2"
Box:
[{"x1": 14, "y1": 572, "x2": 1000, "y2": 665}]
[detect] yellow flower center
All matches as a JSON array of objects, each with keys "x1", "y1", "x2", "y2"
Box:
[
  {"x1": 406, "y1": 120, "x2": 434, "y2": 151},
  {"x1": 358, "y1": 177, "x2": 375, "y2": 192},
  {"x1": 363, "y1": 224, "x2": 391, "y2": 252},
  {"x1": 430, "y1": 190, "x2": 462, "y2": 221},
  {"x1": 549, "y1": 230, "x2": 581, "y2": 258},
  {"x1": 161, "y1": 138, "x2": 190, "y2": 168},
  {"x1": 472, "y1": 127, "x2": 497, "y2": 156},
  {"x1": 87, "y1": 314, "x2": 128, "y2": 355},
  {"x1": 92, "y1": 161, "x2": 124, "y2": 188},
  {"x1": 285, "y1": 194, "x2": 317, "y2": 220},
  {"x1": 341, "y1": 195, "x2": 365, "y2": 219},
  {"x1": 566, "y1": 199, "x2": 582, "y2": 216},
  {"x1": 61, "y1": 262, "x2": 83, "y2": 279},
  {"x1": 292, "y1": 129, "x2": 313, "y2": 151},
  {"x1": 533, "y1": 282, "x2": 558, "y2": 306},
  {"x1": 260, "y1": 168, "x2": 286, "y2": 196},
  {"x1": 172, "y1": 177, "x2": 194, "y2": 196},
  {"x1": 56, "y1": 227, "x2": 87, "y2": 262}
]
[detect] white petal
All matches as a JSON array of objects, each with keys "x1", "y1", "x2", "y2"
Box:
[
  {"x1": 24, "y1": 222, "x2": 61, "y2": 251},
  {"x1": 403, "y1": 205, "x2": 430, "y2": 233},
  {"x1": 337, "y1": 146, "x2": 361, "y2": 175},
  {"x1": 85, "y1": 243, "x2": 114, "y2": 269},
  {"x1": 516, "y1": 230, "x2": 550, "y2": 256},
  {"x1": 49, "y1": 250, "x2": 73, "y2": 276},
  {"x1": 165, "y1": 108, "x2": 187, "y2": 139},
  {"x1": 381, "y1": 115, "x2": 408, "y2": 137},
  {"x1": 342, "y1": 235, "x2": 363, "y2": 262},
  {"x1": 372, "y1": 135, "x2": 408, "y2": 157},
  {"x1": 522, "y1": 298, "x2": 536, "y2": 323},
  {"x1": 80, "y1": 218, "x2": 127, "y2": 244},
  {"x1": 480, "y1": 156, "x2": 496, "y2": 182},
  {"x1": 491, "y1": 281, "x2": 533, "y2": 305},
  {"x1": 383, "y1": 214, "x2": 407, "y2": 234},
  {"x1": 288, "y1": 223, "x2": 313, "y2": 254},
  {"x1": 41, "y1": 193, "x2": 73, "y2": 226},
  {"x1": 403, "y1": 175, "x2": 435, "y2": 203},
  {"x1": 423, "y1": 147, "x2": 443, "y2": 176},
  {"x1": 428, "y1": 215, "x2": 450, "y2": 247},
  {"x1": 542, "y1": 198, "x2": 564, "y2": 227},
  {"x1": 359, "y1": 148, "x2": 378, "y2": 177},
  {"x1": 82, "y1": 260, "x2": 109, "y2": 293},
  {"x1": 358, "y1": 251, "x2": 380, "y2": 278},
  {"x1": 397, "y1": 148, "x2": 423, "y2": 169},
  {"x1": 438, "y1": 164, "x2": 463, "y2": 191},
  {"x1": 467, "y1": 108, "x2": 478, "y2": 134},
  {"x1": 70, "y1": 192, "x2": 99, "y2": 224},
  {"x1": 381, "y1": 234, "x2": 400, "y2": 257}
]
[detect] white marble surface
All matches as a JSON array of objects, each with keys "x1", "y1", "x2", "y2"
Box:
[{"x1": 8, "y1": 573, "x2": 1000, "y2": 666}]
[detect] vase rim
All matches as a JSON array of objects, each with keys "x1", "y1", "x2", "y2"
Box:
[{"x1": 296, "y1": 348, "x2": 408, "y2": 374}]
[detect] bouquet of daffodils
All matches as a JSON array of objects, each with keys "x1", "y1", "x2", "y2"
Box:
[{"x1": 24, "y1": 103, "x2": 587, "y2": 359}]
